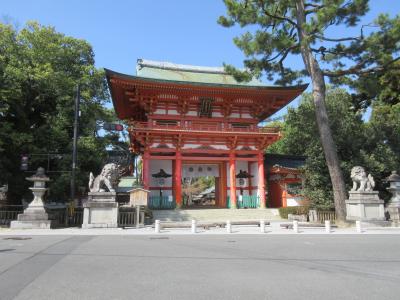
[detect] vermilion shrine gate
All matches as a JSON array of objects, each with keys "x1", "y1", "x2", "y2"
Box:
[{"x1": 106, "y1": 59, "x2": 306, "y2": 209}]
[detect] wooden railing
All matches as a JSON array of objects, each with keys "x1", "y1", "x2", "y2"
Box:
[
  {"x1": 132, "y1": 122, "x2": 280, "y2": 134},
  {"x1": 227, "y1": 195, "x2": 260, "y2": 208},
  {"x1": 0, "y1": 205, "x2": 149, "y2": 228},
  {"x1": 118, "y1": 208, "x2": 136, "y2": 227},
  {"x1": 0, "y1": 206, "x2": 23, "y2": 226},
  {"x1": 0, "y1": 205, "x2": 83, "y2": 228},
  {"x1": 148, "y1": 196, "x2": 176, "y2": 209},
  {"x1": 316, "y1": 211, "x2": 337, "y2": 224}
]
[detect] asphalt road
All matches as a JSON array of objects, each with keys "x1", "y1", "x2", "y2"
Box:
[{"x1": 0, "y1": 234, "x2": 400, "y2": 300}]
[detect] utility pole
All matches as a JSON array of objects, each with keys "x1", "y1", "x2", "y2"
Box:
[{"x1": 70, "y1": 84, "x2": 80, "y2": 201}]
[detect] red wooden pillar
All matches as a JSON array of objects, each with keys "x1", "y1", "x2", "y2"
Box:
[
  {"x1": 258, "y1": 152, "x2": 266, "y2": 209},
  {"x1": 143, "y1": 152, "x2": 150, "y2": 190},
  {"x1": 282, "y1": 187, "x2": 287, "y2": 207},
  {"x1": 175, "y1": 151, "x2": 182, "y2": 208},
  {"x1": 229, "y1": 151, "x2": 237, "y2": 209}
]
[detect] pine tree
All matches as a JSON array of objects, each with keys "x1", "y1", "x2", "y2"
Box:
[{"x1": 219, "y1": 0, "x2": 400, "y2": 221}]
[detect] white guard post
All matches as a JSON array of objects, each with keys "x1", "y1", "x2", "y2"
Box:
[
  {"x1": 293, "y1": 220, "x2": 299, "y2": 233},
  {"x1": 260, "y1": 220, "x2": 265, "y2": 233},
  {"x1": 356, "y1": 220, "x2": 362, "y2": 233},
  {"x1": 155, "y1": 220, "x2": 161, "y2": 233},
  {"x1": 325, "y1": 220, "x2": 331, "y2": 233},
  {"x1": 226, "y1": 220, "x2": 232, "y2": 233},
  {"x1": 191, "y1": 219, "x2": 197, "y2": 233}
]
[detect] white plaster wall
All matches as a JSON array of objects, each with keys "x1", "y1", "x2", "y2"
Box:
[
  {"x1": 212, "y1": 111, "x2": 223, "y2": 117},
  {"x1": 154, "y1": 109, "x2": 166, "y2": 114},
  {"x1": 239, "y1": 146, "x2": 256, "y2": 150},
  {"x1": 150, "y1": 143, "x2": 173, "y2": 149},
  {"x1": 167, "y1": 109, "x2": 179, "y2": 115},
  {"x1": 213, "y1": 145, "x2": 229, "y2": 150},
  {"x1": 230, "y1": 113, "x2": 240, "y2": 118},
  {"x1": 182, "y1": 144, "x2": 199, "y2": 149},
  {"x1": 287, "y1": 197, "x2": 303, "y2": 207},
  {"x1": 181, "y1": 144, "x2": 229, "y2": 150},
  {"x1": 241, "y1": 113, "x2": 252, "y2": 118},
  {"x1": 250, "y1": 162, "x2": 260, "y2": 196},
  {"x1": 186, "y1": 111, "x2": 197, "y2": 116}
]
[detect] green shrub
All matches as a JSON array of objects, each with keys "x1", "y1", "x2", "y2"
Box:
[{"x1": 278, "y1": 206, "x2": 309, "y2": 219}]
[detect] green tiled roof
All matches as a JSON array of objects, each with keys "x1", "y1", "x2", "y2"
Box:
[
  {"x1": 136, "y1": 59, "x2": 266, "y2": 86},
  {"x1": 265, "y1": 154, "x2": 306, "y2": 170}
]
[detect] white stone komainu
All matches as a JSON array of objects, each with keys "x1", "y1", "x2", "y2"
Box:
[
  {"x1": 350, "y1": 166, "x2": 375, "y2": 192},
  {"x1": 83, "y1": 163, "x2": 122, "y2": 229},
  {"x1": 88, "y1": 163, "x2": 120, "y2": 193}
]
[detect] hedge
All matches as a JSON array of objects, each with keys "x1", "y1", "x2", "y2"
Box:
[{"x1": 278, "y1": 206, "x2": 309, "y2": 219}]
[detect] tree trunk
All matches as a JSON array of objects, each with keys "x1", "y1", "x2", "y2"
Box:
[{"x1": 295, "y1": 0, "x2": 347, "y2": 221}]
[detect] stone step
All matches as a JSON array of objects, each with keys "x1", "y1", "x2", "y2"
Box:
[{"x1": 151, "y1": 208, "x2": 281, "y2": 222}]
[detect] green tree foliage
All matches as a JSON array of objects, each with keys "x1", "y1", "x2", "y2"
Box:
[
  {"x1": 349, "y1": 61, "x2": 400, "y2": 111},
  {"x1": 219, "y1": 0, "x2": 400, "y2": 220},
  {"x1": 269, "y1": 88, "x2": 399, "y2": 209},
  {"x1": 0, "y1": 22, "x2": 118, "y2": 203}
]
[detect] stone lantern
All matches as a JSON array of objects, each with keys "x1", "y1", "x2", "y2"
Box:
[
  {"x1": 386, "y1": 171, "x2": 400, "y2": 221},
  {"x1": 11, "y1": 167, "x2": 52, "y2": 229}
]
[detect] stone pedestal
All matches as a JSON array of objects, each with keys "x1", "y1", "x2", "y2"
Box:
[
  {"x1": 82, "y1": 192, "x2": 118, "y2": 228},
  {"x1": 346, "y1": 191, "x2": 385, "y2": 221},
  {"x1": 10, "y1": 210, "x2": 51, "y2": 229},
  {"x1": 386, "y1": 203, "x2": 400, "y2": 222}
]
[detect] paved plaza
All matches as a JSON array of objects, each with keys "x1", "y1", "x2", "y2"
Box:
[{"x1": 1, "y1": 230, "x2": 400, "y2": 300}]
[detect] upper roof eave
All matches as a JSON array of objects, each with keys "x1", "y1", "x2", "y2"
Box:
[{"x1": 104, "y1": 68, "x2": 309, "y2": 92}]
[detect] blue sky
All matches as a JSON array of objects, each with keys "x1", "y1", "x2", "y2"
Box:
[{"x1": 2, "y1": 0, "x2": 399, "y2": 117}]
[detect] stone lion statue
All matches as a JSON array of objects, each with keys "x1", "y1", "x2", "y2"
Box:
[
  {"x1": 350, "y1": 166, "x2": 375, "y2": 192},
  {"x1": 89, "y1": 163, "x2": 121, "y2": 193}
]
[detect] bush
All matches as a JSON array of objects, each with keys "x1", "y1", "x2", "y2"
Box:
[{"x1": 278, "y1": 206, "x2": 309, "y2": 219}]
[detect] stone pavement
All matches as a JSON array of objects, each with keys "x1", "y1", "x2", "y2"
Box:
[{"x1": 1, "y1": 233, "x2": 400, "y2": 300}]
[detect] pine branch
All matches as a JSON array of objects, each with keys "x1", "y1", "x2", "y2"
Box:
[
  {"x1": 315, "y1": 34, "x2": 361, "y2": 42},
  {"x1": 304, "y1": 3, "x2": 324, "y2": 9},
  {"x1": 278, "y1": 45, "x2": 296, "y2": 74},
  {"x1": 323, "y1": 57, "x2": 400, "y2": 77},
  {"x1": 266, "y1": 44, "x2": 299, "y2": 63},
  {"x1": 258, "y1": 0, "x2": 299, "y2": 29}
]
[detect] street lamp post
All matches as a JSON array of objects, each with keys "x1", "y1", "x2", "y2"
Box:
[{"x1": 70, "y1": 84, "x2": 80, "y2": 201}]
